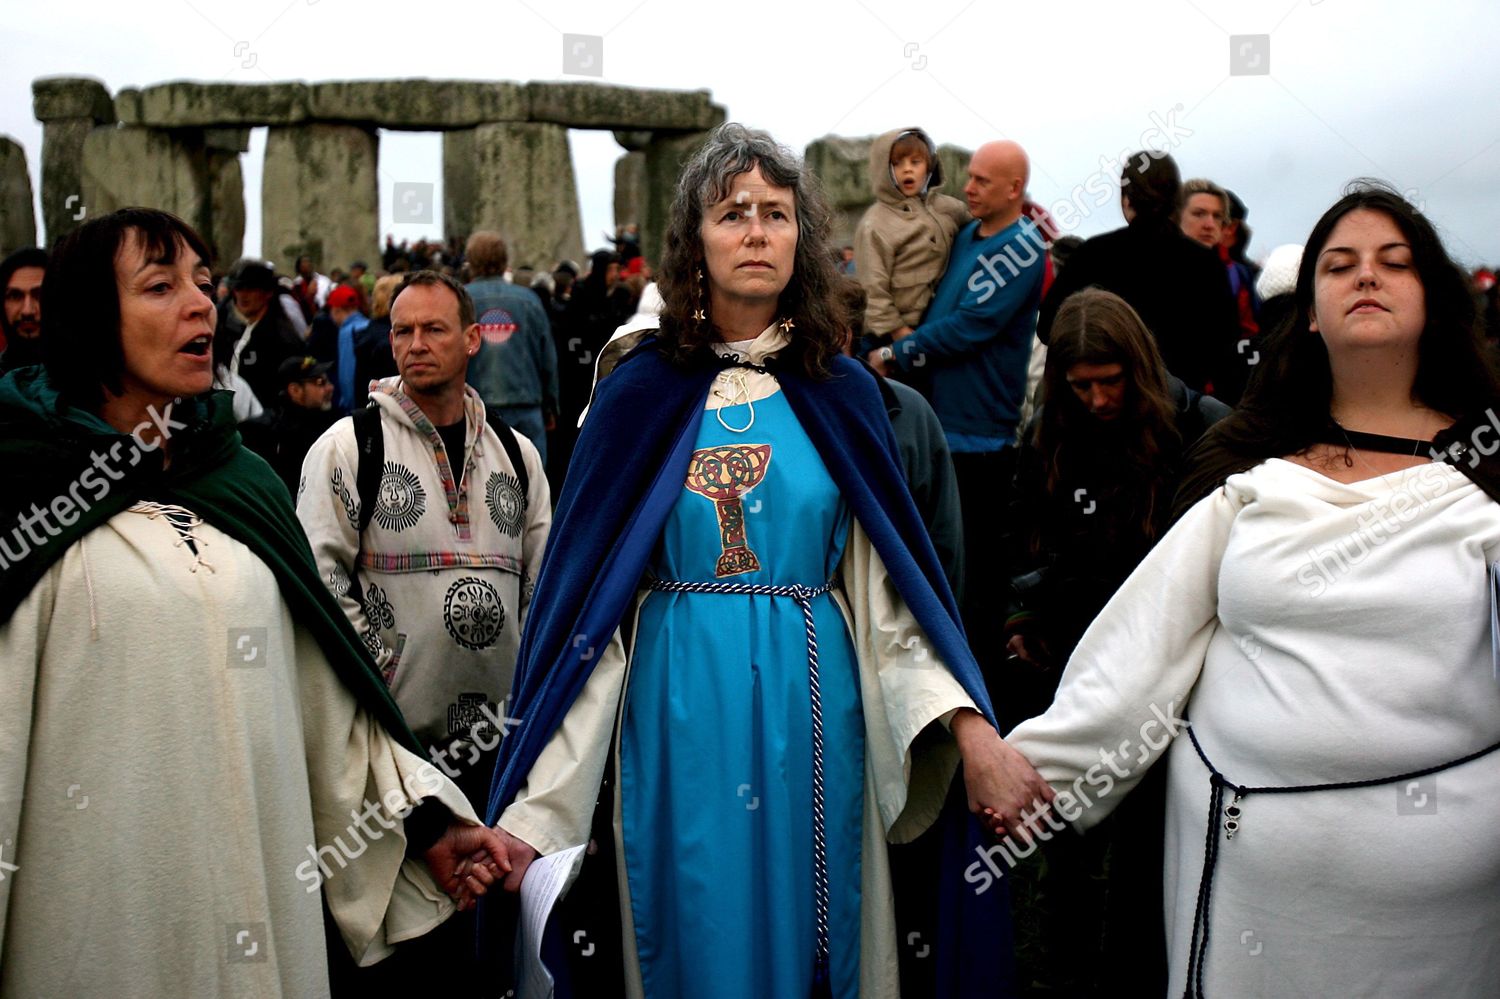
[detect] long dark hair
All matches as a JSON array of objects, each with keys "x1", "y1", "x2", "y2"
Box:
[
  {"x1": 657, "y1": 123, "x2": 846, "y2": 379},
  {"x1": 1037, "y1": 288, "x2": 1182, "y2": 542},
  {"x1": 43, "y1": 207, "x2": 214, "y2": 411},
  {"x1": 1174, "y1": 181, "x2": 1500, "y2": 516}
]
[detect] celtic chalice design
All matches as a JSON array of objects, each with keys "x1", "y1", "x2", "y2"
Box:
[{"x1": 684, "y1": 444, "x2": 771, "y2": 577}]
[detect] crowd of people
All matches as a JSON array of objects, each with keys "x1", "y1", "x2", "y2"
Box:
[{"x1": 3, "y1": 118, "x2": 1500, "y2": 998}]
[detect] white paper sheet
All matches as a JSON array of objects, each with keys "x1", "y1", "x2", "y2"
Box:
[
  {"x1": 1489, "y1": 560, "x2": 1500, "y2": 681},
  {"x1": 515, "y1": 843, "x2": 588, "y2": 999}
]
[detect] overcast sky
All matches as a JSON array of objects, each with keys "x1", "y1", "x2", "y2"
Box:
[{"x1": 4, "y1": 0, "x2": 1497, "y2": 269}]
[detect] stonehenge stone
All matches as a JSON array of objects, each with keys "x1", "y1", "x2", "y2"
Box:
[
  {"x1": 613, "y1": 151, "x2": 646, "y2": 231},
  {"x1": 25, "y1": 75, "x2": 953, "y2": 274},
  {"x1": 308, "y1": 80, "x2": 529, "y2": 129},
  {"x1": 0, "y1": 137, "x2": 37, "y2": 257},
  {"x1": 613, "y1": 130, "x2": 654, "y2": 152},
  {"x1": 450, "y1": 122, "x2": 583, "y2": 271},
  {"x1": 261, "y1": 123, "x2": 377, "y2": 273},
  {"x1": 114, "y1": 88, "x2": 143, "y2": 126},
  {"x1": 935, "y1": 143, "x2": 973, "y2": 196},
  {"x1": 137, "y1": 82, "x2": 309, "y2": 127},
  {"x1": 40, "y1": 120, "x2": 99, "y2": 243},
  {"x1": 526, "y1": 82, "x2": 724, "y2": 132},
  {"x1": 33, "y1": 77, "x2": 116, "y2": 243},
  {"x1": 803, "y1": 135, "x2": 874, "y2": 247},
  {"x1": 203, "y1": 129, "x2": 251, "y2": 153},
  {"x1": 442, "y1": 129, "x2": 477, "y2": 245},
  {"x1": 641, "y1": 130, "x2": 714, "y2": 264},
  {"x1": 207, "y1": 151, "x2": 246, "y2": 266},
  {"x1": 32, "y1": 77, "x2": 114, "y2": 124},
  {"x1": 803, "y1": 135, "x2": 872, "y2": 210},
  {"x1": 76, "y1": 125, "x2": 243, "y2": 264},
  {"x1": 80, "y1": 126, "x2": 212, "y2": 239}
]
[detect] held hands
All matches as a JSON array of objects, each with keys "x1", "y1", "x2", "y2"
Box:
[
  {"x1": 423, "y1": 823, "x2": 509, "y2": 911},
  {"x1": 494, "y1": 826, "x2": 538, "y2": 893},
  {"x1": 951, "y1": 708, "x2": 1057, "y2": 841}
]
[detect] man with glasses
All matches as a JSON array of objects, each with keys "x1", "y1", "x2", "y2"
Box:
[{"x1": 241, "y1": 355, "x2": 340, "y2": 497}]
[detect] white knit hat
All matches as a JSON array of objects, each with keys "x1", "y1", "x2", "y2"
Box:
[{"x1": 1256, "y1": 243, "x2": 1304, "y2": 301}]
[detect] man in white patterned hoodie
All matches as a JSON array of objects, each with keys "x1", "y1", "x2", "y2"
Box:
[{"x1": 299, "y1": 271, "x2": 551, "y2": 810}]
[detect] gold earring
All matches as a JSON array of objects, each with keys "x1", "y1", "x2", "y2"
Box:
[{"x1": 692, "y1": 268, "x2": 706, "y2": 323}]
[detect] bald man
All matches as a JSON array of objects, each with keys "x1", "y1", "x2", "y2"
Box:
[{"x1": 868, "y1": 140, "x2": 1046, "y2": 698}]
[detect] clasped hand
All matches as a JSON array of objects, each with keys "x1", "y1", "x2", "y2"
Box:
[
  {"x1": 951, "y1": 708, "x2": 1056, "y2": 840},
  {"x1": 422, "y1": 823, "x2": 512, "y2": 911}
]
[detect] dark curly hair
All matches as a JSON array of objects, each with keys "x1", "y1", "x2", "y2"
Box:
[
  {"x1": 1174, "y1": 180, "x2": 1500, "y2": 517},
  {"x1": 657, "y1": 123, "x2": 846, "y2": 379}
]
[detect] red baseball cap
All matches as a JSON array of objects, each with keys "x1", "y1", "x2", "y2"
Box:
[{"x1": 328, "y1": 285, "x2": 360, "y2": 310}]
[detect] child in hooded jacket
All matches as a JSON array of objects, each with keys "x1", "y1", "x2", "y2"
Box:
[{"x1": 853, "y1": 127, "x2": 972, "y2": 347}]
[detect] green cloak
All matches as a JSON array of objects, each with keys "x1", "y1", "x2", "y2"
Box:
[{"x1": 0, "y1": 366, "x2": 421, "y2": 754}]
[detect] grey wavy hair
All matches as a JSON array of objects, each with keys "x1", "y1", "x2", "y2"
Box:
[{"x1": 656, "y1": 123, "x2": 845, "y2": 377}]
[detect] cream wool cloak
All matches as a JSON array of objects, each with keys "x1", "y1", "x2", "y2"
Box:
[
  {"x1": 0, "y1": 505, "x2": 482, "y2": 998},
  {"x1": 1007, "y1": 458, "x2": 1500, "y2": 997},
  {"x1": 498, "y1": 326, "x2": 980, "y2": 999}
]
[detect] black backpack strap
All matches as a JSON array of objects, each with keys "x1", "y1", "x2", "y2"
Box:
[
  {"x1": 484, "y1": 409, "x2": 529, "y2": 503},
  {"x1": 351, "y1": 406, "x2": 384, "y2": 533}
]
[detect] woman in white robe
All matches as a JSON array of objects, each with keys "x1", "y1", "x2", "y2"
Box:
[
  {"x1": 0, "y1": 208, "x2": 508, "y2": 997},
  {"x1": 994, "y1": 183, "x2": 1500, "y2": 997}
]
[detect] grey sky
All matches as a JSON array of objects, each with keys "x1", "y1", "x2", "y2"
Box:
[{"x1": 3, "y1": 0, "x2": 1497, "y2": 268}]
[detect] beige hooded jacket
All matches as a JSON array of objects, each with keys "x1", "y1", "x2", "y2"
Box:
[{"x1": 853, "y1": 127, "x2": 973, "y2": 336}]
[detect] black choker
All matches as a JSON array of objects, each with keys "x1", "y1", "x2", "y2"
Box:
[
  {"x1": 714, "y1": 354, "x2": 771, "y2": 375},
  {"x1": 1321, "y1": 425, "x2": 1434, "y2": 456}
]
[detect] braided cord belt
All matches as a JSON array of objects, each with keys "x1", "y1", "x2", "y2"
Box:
[
  {"x1": 647, "y1": 576, "x2": 837, "y2": 986},
  {"x1": 1181, "y1": 720, "x2": 1500, "y2": 998}
]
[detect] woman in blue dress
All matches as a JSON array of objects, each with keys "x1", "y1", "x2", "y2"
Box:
[{"x1": 483, "y1": 124, "x2": 1053, "y2": 999}]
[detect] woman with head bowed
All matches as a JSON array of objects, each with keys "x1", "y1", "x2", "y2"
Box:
[
  {"x1": 1001, "y1": 288, "x2": 1231, "y2": 992},
  {"x1": 483, "y1": 124, "x2": 1051, "y2": 998},
  {"x1": 0, "y1": 208, "x2": 508, "y2": 997},
  {"x1": 998, "y1": 183, "x2": 1500, "y2": 996}
]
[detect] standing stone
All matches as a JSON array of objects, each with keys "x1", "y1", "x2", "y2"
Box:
[
  {"x1": 641, "y1": 131, "x2": 713, "y2": 265},
  {"x1": 201, "y1": 128, "x2": 250, "y2": 263},
  {"x1": 614, "y1": 151, "x2": 646, "y2": 232},
  {"x1": 207, "y1": 151, "x2": 245, "y2": 267},
  {"x1": 32, "y1": 77, "x2": 115, "y2": 243},
  {"x1": 803, "y1": 135, "x2": 875, "y2": 249},
  {"x1": 0, "y1": 136, "x2": 37, "y2": 257},
  {"x1": 261, "y1": 123, "x2": 378, "y2": 274},
  {"x1": 456, "y1": 122, "x2": 583, "y2": 271},
  {"x1": 80, "y1": 126, "x2": 211, "y2": 239},
  {"x1": 114, "y1": 88, "x2": 144, "y2": 126},
  {"x1": 936, "y1": 144, "x2": 974, "y2": 199},
  {"x1": 612, "y1": 130, "x2": 654, "y2": 152},
  {"x1": 442, "y1": 129, "x2": 476, "y2": 246}
]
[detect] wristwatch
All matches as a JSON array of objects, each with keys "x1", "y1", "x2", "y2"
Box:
[{"x1": 879, "y1": 345, "x2": 894, "y2": 364}]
